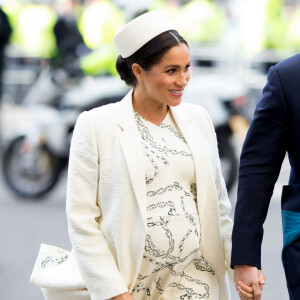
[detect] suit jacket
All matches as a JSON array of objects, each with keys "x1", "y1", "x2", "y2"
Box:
[
  {"x1": 66, "y1": 89, "x2": 233, "y2": 300},
  {"x1": 231, "y1": 54, "x2": 300, "y2": 291}
]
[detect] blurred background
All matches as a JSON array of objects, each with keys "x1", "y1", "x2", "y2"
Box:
[{"x1": 0, "y1": 0, "x2": 297, "y2": 299}]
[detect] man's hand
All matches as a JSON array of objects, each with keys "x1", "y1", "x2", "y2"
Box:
[
  {"x1": 234, "y1": 265, "x2": 265, "y2": 300},
  {"x1": 112, "y1": 292, "x2": 135, "y2": 300}
]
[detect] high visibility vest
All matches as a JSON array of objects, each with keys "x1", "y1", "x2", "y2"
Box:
[
  {"x1": 175, "y1": 0, "x2": 227, "y2": 44},
  {"x1": 263, "y1": 0, "x2": 288, "y2": 50},
  {"x1": 78, "y1": 0, "x2": 125, "y2": 49},
  {"x1": 80, "y1": 45, "x2": 119, "y2": 76},
  {"x1": 7, "y1": 3, "x2": 57, "y2": 58},
  {"x1": 286, "y1": 7, "x2": 300, "y2": 50},
  {"x1": 149, "y1": 0, "x2": 180, "y2": 19}
]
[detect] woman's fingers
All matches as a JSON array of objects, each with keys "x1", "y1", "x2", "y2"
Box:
[
  {"x1": 238, "y1": 281, "x2": 254, "y2": 299},
  {"x1": 238, "y1": 281, "x2": 253, "y2": 293},
  {"x1": 239, "y1": 290, "x2": 254, "y2": 300},
  {"x1": 236, "y1": 271, "x2": 265, "y2": 299},
  {"x1": 240, "y1": 295, "x2": 252, "y2": 300}
]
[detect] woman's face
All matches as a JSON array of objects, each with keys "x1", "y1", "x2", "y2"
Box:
[{"x1": 138, "y1": 43, "x2": 191, "y2": 107}]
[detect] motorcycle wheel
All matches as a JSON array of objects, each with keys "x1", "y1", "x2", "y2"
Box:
[
  {"x1": 218, "y1": 133, "x2": 238, "y2": 192},
  {"x1": 3, "y1": 136, "x2": 61, "y2": 198}
]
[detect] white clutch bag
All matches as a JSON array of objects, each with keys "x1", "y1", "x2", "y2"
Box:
[{"x1": 30, "y1": 243, "x2": 90, "y2": 300}]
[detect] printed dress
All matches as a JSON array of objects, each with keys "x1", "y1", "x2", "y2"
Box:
[{"x1": 131, "y1": 109, "x2": 219, "y2": 300}]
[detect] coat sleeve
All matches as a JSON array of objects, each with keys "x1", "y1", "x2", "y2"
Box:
[
  {"x1": 200, "y1": 107, "x2": 234, "y2": 282},
  {"x1": 215, "y1": 150, "x2": 234, "y2": 283},
  {"x1": 231, "y1": 66, "x2": 288, "y2": 269},
  {"x1": 66, "y1": 112, "x2": 128, "y2": 300}
]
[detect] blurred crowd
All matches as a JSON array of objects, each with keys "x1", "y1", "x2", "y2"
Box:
[
  {"x1": 2, "y1": 0, "x2": 300, "y2": 78},
  {"x1": 1, "y1": 0, "x2": 300, "y2": 109}
]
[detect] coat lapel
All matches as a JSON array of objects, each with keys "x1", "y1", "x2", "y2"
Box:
[
  {"x1": 116, "y1": 90, "x2": 147, "y2": 228},
  {"x1": 170, "y1": 105, "x2": 212, "y2": 221}
]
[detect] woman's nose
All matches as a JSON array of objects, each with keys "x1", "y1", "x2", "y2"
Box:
[{"x1": 176, "y1": 73, "x2": 188, "y2": 86}]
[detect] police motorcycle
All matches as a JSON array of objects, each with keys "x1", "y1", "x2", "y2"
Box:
[
  {"x1": 2, "y1": 63, "x2": 245, "y2": 198},
  {"x1": 2, "y1": 0, "x2": 127, "y2": 199},
  {"x1": 2, "y1": 65, "x2": 129, "y2": 198}
]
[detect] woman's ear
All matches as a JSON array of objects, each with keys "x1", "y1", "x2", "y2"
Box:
[{"x1": 132, "y1": 63, "x2": 144, "y2": 81}]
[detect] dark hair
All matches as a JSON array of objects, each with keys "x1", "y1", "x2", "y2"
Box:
[{"x1": 116, "y1": 30, "x2": 188, "y2": 87}]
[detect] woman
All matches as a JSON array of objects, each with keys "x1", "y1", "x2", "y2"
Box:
[{"x1": 65, "y1": 9, "x2": 256, "y2": 300}]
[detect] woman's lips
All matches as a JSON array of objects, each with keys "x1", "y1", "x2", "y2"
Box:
[{"x1": 169, "y1": 89, "x2": 184, "y2": 97}]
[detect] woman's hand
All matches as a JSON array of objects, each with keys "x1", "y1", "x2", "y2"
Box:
[
  {"x1": 237, "y1": 270, "x2": 265, "y2": 300},
  {"x1": 112, "y1": 292, "x2": 135, "y2": 300}
]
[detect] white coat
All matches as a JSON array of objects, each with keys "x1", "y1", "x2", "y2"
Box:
[{"x1": 66, "y1": 89, "x2": 234, "y2": 300}]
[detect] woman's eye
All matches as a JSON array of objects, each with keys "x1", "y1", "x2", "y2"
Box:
[
  {"x1": 185, "y1": 64, "x2": 191, "y2": 71},
  {"x1": 167, "y1": 69, "x2": 176, "y2": 74}
]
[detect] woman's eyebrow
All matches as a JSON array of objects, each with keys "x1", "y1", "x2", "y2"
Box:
[
  {"x1": 164, "y1": 64, "x2": 180, "y2": 68},
  {"x1": 164, "y1": 62, "x2": 191, "y2": 69}
]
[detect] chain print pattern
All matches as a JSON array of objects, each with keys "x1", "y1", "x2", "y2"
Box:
[
  {"x1": 153, "y1": 256, "x2": 215, "y2": 281},
  {"x1": 152, "y1": 248, "x2": 201, "y2": 273},
  {"x1": 132, "y1": 110, "x2": 217, "y2": 299},
  {"x1": 168, "y1": 282, "x2": 209, "y2": 299},
  {"x1": 180, "y1": 195, "x2": 200, "y2": 238},
  {"x1": 145, "y1": 217, "x2": 175, "y2": 259},
  {"x1": 155, "y1": 277, "x2": 164, "y2": 294},
  {"x1": 146, "y1": 182, "x2": 199, "y2": 234},
  {"x1": 133, "y1": 109, "x2": 187, "y2": 143},
  {"x1": 144, "y1": 147, "x2": 159, "y2": 184},
  {"x1": 137, "y1": 274, "x2": 149, "y2": 281},
  {"x1": 133, "y1": 182, "x2": 216, "y2": 298},
  {"x1": 178, "y1": 229, "x2": 193, "y2": 256},
  {"x1": 147, "y1": 201, "x2": 176, "y2": 214},
  {"x1": 147, "y1": 204, "x2": 177, "y2": 217},
  {"x1": 159, "y1": 122, "x2": 187, "y2": 143},
  {"x1": 143, "y1": 144, "x2": 169, "y2": 166},
  {"x1": 41, "y1": 254, "x2": 68, "y2": 269},
  {"x1": 143, "y1": 143, "x2": 170, "y2": 184},
  {"x1": 131, "y1": 282, "x2": 151, "y2": 299},
  {"x1": 134, "y1": 111, "x2": 192, "y2": 158},
  {"x1": 134, "y1": 110, "x2": 191, "y2": 185},
  {"x1": 146, "y1": 182, "x2": 182, "y2": 197},
  {"x1": 135, "y1": 248, "x2": 213, "y2": 299},
  {"x1": 194, "y1": 259, "x2": 215, "y2": 275}
]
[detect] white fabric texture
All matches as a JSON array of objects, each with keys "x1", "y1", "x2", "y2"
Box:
[{"x1": 64, "y1": 89, "x2": 233, "y2": 300}]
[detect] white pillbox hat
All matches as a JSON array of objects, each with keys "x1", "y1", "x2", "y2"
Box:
[{"x1": 113, "y1": 10, "x2": 177, "y2": 58}]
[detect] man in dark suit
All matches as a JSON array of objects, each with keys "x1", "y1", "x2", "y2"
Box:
[{"x1": 231, "y1": 54, "x2": 300, "y2": 299}]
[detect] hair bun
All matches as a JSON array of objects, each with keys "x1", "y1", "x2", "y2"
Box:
[{"x1": 116, "y1": 55, "x2": 137, "y2": 86}]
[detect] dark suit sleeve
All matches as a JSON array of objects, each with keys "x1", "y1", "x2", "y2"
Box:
[{"x1": 231, "y1": 66, "x2": 288, "y2": 269}]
